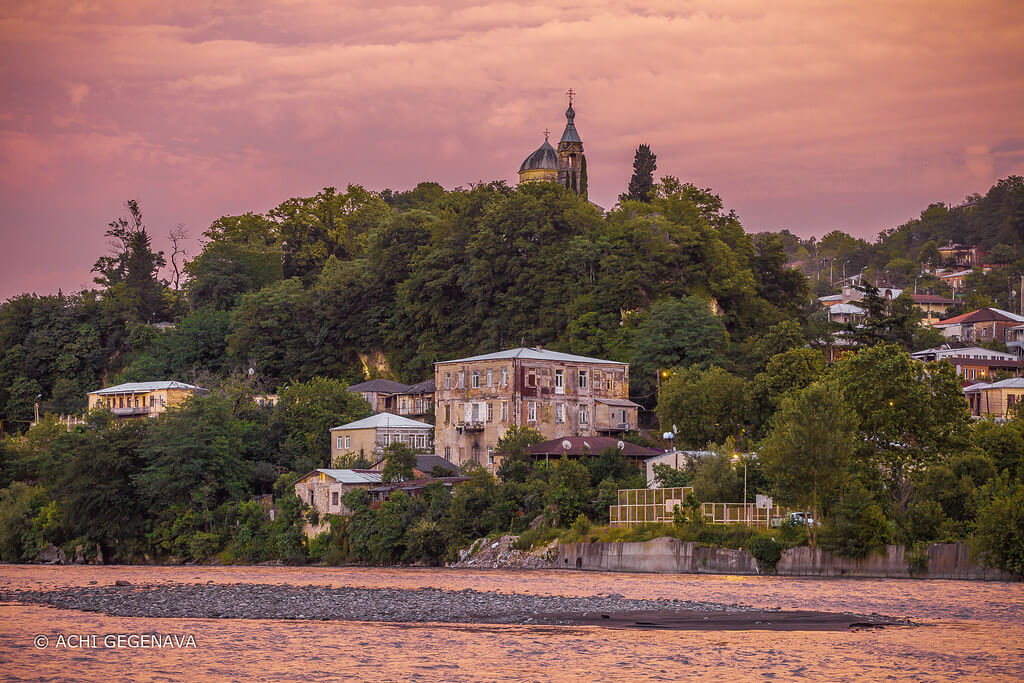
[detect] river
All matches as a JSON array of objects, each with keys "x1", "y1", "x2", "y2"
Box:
[{"x1": 1, "y1": 565, "x2": 1022, "y2": 680}]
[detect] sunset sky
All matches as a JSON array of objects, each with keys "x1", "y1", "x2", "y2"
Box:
[{"x1": 1, "y1": 0, "x2": 1023, "y2": 299}]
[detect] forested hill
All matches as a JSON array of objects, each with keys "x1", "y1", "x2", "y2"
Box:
[
  {"x1": 770, "y1": 176, "x2": 1024, "y2": 295},
  {"x1": 0, "y1": 178, "x2": 807, "y2": 426}
]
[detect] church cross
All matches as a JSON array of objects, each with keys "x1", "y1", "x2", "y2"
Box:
[
  {"x1": 543, "y1": 128, "x2": 550, "y2": 140},
  {"x1": 566, "y1": 88, "x2": 575, "y2": 104}
]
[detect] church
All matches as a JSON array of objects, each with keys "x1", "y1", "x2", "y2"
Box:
[{"x1": 518, "y1": 91, "x2": 588, "y2": 200}]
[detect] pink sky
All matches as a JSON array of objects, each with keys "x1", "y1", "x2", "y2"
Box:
[{"x1": 1, "y1": 0, "x2": 1023, "y2": 299}]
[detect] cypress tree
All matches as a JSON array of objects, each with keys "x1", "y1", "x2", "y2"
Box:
[{"x1": 622, "y1": 144, "x2": 657, "y2": 202}]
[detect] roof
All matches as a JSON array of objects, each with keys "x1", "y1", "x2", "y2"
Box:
[
  {"x1": 302, "y1": 469, "x2": 383, "y2": 485},
  {"x1": 948, "y1": 358, "x2": 1022, "y2": 368},
  {"x1": 559, "y1": 103, "x2": 582, "y2": 144},
  {"x1": 519, "y1": 139, "x2": 558, "y2": 172},
  {"x1": 372, "y1": 454, "x2": 460, "y2": 476},
  {"x1": 939, "y1": 269, "x2": 974, "y2": 278},
  {"x1": 90, "y1": 381, "x2": 205, "y2": 395},
  {"x1": 403, "y1": 379, "x2": 435, "y2": 395},
  {"x1": 525, "y1": 436, "x2": 663, "y2": 458},
  {"x1": 330, "y1": 412, "x2": 433, "y2": 431},
  {"x1": 645, "y1": 449, "x2": 716, "y2": 463},
  {"x1": 367, "y1": 477, "x2": 471, "y2": 494},
  {"x1": 829, "y1": 303, "x2": 866, "y2": 314},
  {"x1": 595, "y1": 397, "x2": 643, "y2": 408},
  {"x1": 911, "y1": 345, "x2": 1018, "y2": 360},
  {"x1": 962, "y1": 382, "x2": 991, "y2": 393},
  {"x1": 938, "y1": 308, "x2": 1024, "y2": 326},
  {"x1": 348, "y1": 378, "x2": 410, "y2": 394},
  {"x1": 818, "y1": 295, "x2": 843, "y2": 303},
  {"x1": 436, "y1": 347, "x2": 626, "y2": 366},
  {"x1": 987, "y1": 378, "x2": 1024, "y2": 389},
  {"x1": 910, "y1": 294, "x2": 956, "y2": 304}
]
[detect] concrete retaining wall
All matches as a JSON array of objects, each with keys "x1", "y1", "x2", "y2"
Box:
[{"x1": 556, "y1": 538, "x2": 1015, "y2": 581}]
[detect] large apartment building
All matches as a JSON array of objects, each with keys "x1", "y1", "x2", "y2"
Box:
[{"x1": 433, "y1": 347, "x2": 639, "y2": 469}]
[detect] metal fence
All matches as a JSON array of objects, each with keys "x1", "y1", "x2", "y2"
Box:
[
  {"x1": 700, "y1": 502, "x2": 789, "y2": 528},
  {"x1": 609, "y1": 487, "x2": 694, "y2": 526}
]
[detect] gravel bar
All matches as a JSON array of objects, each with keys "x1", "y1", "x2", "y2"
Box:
[{"x1": 0, "y1": 583, "x2": 907, "y2": 630}]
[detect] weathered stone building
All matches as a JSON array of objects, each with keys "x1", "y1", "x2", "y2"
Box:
[{"x1": 433, "y1": 347, "x2": 638, "y2": 470}]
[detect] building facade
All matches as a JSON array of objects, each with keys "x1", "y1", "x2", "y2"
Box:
[
  {"x1": 911, "y1": 345, "x2": 1022, "y2": 381},
  {"x1": 87, "y1": 381, "x2": 205, "y2": 420},
  {"x1": 347, "y1": 378, "x2": 434, "y2": 419},
  {"x1": 964, "y1": 378, "x2": 1024, "y2": 419},
  {"x1": 433, "y1": 347, "x2": 638, "y2": 470},
  {"x1": 329, "y1": 412, "x2": 434, "y2": 465}
]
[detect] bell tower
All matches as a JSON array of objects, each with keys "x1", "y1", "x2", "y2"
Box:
[{"x1": 557, "y1": 89, "x2": 587, "y2": 199}]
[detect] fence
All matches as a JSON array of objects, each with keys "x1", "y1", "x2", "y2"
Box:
[
  {"x1": 610, "y1": 487, "x2": 694, "y2": 526},
  {"x1": 700, "y1": 502, "x2": 789, "y2": 528}
]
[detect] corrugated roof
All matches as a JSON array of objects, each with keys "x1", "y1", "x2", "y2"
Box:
[
  {"x1": 404, "y1": 379, "x2": 436, "y2": 395},
  {"x1": 436, "y1": 347, "x2": 626, "y2": 366},
  {"x1": 938, "y1": 307, "x2": 1024, "y2": 326},
  {"x1": 829, "y1": 303, "x2": 866, "y2": 314},
  {"x1": 595, "y1": 397, "x2": 643, "y2": 408},
  {"x1": 348, "y1": 378, "x2": 410, "y2": 394},
  {"x1": 988, "y1": 377, "x2": 1024, "y2": 389},
  {"x1": 90, "y1": 381, "x2": 205, "y2": 395},
  {"x1": 910, "y1": 294, "x2": 956, "y2": 304},
  {"x1": 330, "y1": 412, "x2": 433, "y2": 431},
  {"x1": 312, "y1": 469, "x2": 383, "y2": 484}
]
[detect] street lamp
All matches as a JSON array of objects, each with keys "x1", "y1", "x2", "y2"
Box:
[{"x1": 731, "y1": 453, "x2": 748, "y2": 525}]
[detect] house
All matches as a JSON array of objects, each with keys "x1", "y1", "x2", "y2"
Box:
[
  {"x1": 911, "y1": 345, "x2": 1023, "y2": 381},
  {"x1": 1006, "y1": 325, "x2": 1024, "y2": 357},
  {"x1": 938, "y1": 243, "x2": 986, "y2": 268},
  {"x1": 963, "y1": 378, "x2": 1024, "y2": 419},
  {"x1": 827, "y1": 303, "x2": 866, "y2": 324},
  {"x1": 347, "y1": 378, "x2": 434, "y2": 419},
  {"x1": 330, "y1": 412, "x2": 434, "y2": 465},
  {"x1": 293, "y1": 468, "x2": 383, "y2": 518},
  {"x1": 910, "y1": 294, "x2": 956, "y2": 324},
  {"x1": 365, "y1": 476, "x2": 470, "y2": 507},
  {"x1": 87, "y1": 381, "x2": 205, "y2": 419},
  {"x1": 643, "y1": 450, "x2": 715, "y2": 488},
  {"x1": 521, "y1": 436, "x2": 663, "y2": 467},
  {"x1": 937, "y1": 269, "x2": 974, "y2": 292},
  {"x1": 369, "y1": 454, "x2": 460, "y2": 478},
  {"x1": 933, "y1": 308, "x2": 1024, "y2": 343},
  {"x1": 433, "y1": 347, "x2": 640, "y2": 470}
]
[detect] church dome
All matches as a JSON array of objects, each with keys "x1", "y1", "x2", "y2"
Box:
[{"x1": 519, "y1": 138, "x2": 558, "y2": 172}]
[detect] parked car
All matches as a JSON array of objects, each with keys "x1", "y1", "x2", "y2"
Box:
[{"x1": 771, "y1": 511, "x2": 819, "y2": 528}]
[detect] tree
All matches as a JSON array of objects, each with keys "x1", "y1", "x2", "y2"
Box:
[
  {"x1": 691, "y1": 451, "x2": 745, "y2": 504},
  {"x1": 818, "y1": 484, "x2": 890, "y2": 558},
  {"x1": 136, "y1": 395, "x2": 252, "y2": 513},
  {"x1": 621, "y1": 144, "x2": 657, "y2": 203},
  {"x1": 657, "y1": 366, "x2": 749, "y2": 447},
  {"x1": 381, "y1": 442, "x2": 416, "y2": 483},
  {"x1": 275, "y1": 377, "x2": 372, "y2": 472},
  {"x1": 495, "y1": 426, "x2": 544, "y2": 483},
  {"x1": 91, "y1": 200, "x2": 168, "y2": 323},
  {"x1": 973, "y1": 482, "x2": 1024, "y2": 577},
  {"x1": 759, "y1": 381, "x2": 857, "y2": 543}
]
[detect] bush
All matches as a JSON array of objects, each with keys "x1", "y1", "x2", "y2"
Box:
[
  {"x1": 565, "y1": 514, "x2": 591, "y2": 542},
  {"x1": 906, "y1": 541, "x2": 930, "y2": 575},
  {"x1": 973, "y1": 483, "x2": 1024, "y2": 577},
  {"x1": 745, "y1": 535, "x2": 785, "y2": 571},
  {"x1": 512, "y1": 526, "x2": 561, "y2": 550}
]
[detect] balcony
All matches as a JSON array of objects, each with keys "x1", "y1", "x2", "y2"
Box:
[
  {"x1": 457, "y1": 421, "x2": 485, "y2": 432},
  {"x1": 112, "y1": 406, "x2": 151, "y2": 417}
]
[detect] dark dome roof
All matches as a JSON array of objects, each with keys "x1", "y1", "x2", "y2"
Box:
[{"x1": 519, "y1": 139, "x2": 558, "y2": 172}]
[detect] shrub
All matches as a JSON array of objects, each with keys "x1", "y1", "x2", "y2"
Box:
[
  {"x1": 819, "y1": 486, "x2": 889, "y2": 558},
  {"x1": 745, "y1": 535, "x2": 785, "y2": 571},
  {"x1": 973, "y1": 483, "x2": 1024, "y2": 577},
  {"x1": 512, "y1": 526, "x2": 560, "y2": 550},
  {"x1": 906, "y1": 541, "x2": 930, "y2": 575}
]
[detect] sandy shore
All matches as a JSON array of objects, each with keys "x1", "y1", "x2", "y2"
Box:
[{"x1": 0, "y1": 582, "x2": 905, "y2": 631}]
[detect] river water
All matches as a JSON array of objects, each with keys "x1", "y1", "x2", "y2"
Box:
[{"x1": 1, "y1": 565, "x2": 1022, "y2": 680}]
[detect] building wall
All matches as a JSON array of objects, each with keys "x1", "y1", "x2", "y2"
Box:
[
  {"x1": 330, "y1": 425, "x2": 434, "y2": 465},
  {"x1": 972, "y1": 387, "x2": 1024, "y2": 418},
  {"x1": 433, "y1": 357, "x2": 630, "y2": 470},
  {"x1": 518, "y1": 168, "x2": 558, "y2": 184},
  {"x1": 87, "y1": 387, "x2": 196, "y2": 418}
]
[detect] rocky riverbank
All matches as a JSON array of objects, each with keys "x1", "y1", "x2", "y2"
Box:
[{"x1": 0, "y1": 582, "x2": 906, "y2": 630}]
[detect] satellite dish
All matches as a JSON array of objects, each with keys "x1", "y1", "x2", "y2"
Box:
[
  {"x1": 617, "y1": 440, "x2": 625, "y2": 449},
  {"x1": 672, "y1": 424, "x2": 679, "y2": 433},
  {"x1": 561, "y1": 440, "x2": 572, "y2": 450},
  {"x1": 248, "y1": 367, "x2": 255, "y2": 376},
  {"x1": 663, "y1": 432, "x2": 674, "y2": 440}
]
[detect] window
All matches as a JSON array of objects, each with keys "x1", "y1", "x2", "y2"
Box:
[
  {"x1": 579, "y1": 407, "x2": 589, "y2": 425},
  {"x1": 149, "y1": 396, "x2": 155, "y2": 407},
  {"x1": 332, "y1": 492, "x2": 339, "y2": 506},
  {"x1": 487, "y1": 449, "x2": 494, "y2": 465},
  {"x1": 486, "y1": 370, "x2": 493, "y2": 387},
  {"x1": 344, "y1": 435, "x2": 351, "y2": 449},
  {"x1": 528, "y1": 402, "x2": 537, "y2": 422},
  {"x1": 472, "y1": 370, "x2": 480, "y2": 388},
  {"x1": 501, "y1": 367, "x2": 508, "y2": 386},
  {"x1": 415, "y1": 398, "x2": 422, "y2": 413},
  {"x1": 472, "y1": 403, "x2": 480, "y2": 421},
  {"x1": 555, "y1": 369, "x2": 564, "y2": 393},
  {"x1": 309, "y1": 490, "x2": 314, "y2": 505},
  {"x1": 527, "y1": 370, "x2": 536, "y2": 388},
  {"x1": 578, "y1": 370, "x2": 588, "y2": 390},
  {"x1": 458, "y1": 372, "x2": 465, "y2": 388},
  {"x1": 445, "y1": 372, "x2": 451, "y2": 389},
  {"x1": 445, "y1": 446, "x2": 451, "y2": 458},
  {"x1": 444, "y1": 404, "x2": 451, "y2": 424},
  {"x1": 501, "y1": 401, "x2": 509, "y2": 422},
  {"x1": 555, "y1": 403, "x2": 565, "y2": 423},
  {"x1": 487, "y1": 402, "x2": 494, "y2": 422}
]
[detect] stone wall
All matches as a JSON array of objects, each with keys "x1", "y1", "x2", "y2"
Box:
[{"x1": 556, "y1": 538, "x2": 1015, "y2": 581}]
